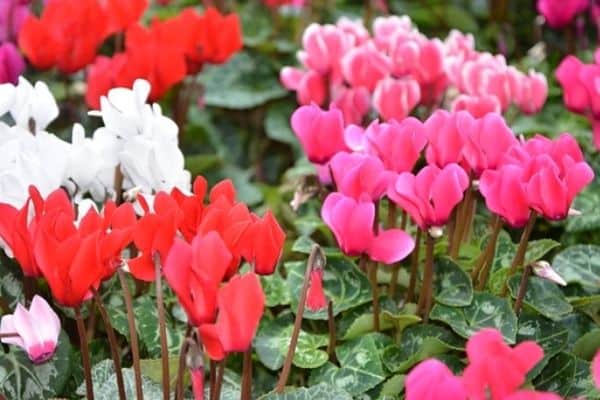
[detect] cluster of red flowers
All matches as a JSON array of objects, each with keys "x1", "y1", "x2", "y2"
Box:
[
  {"x1": 0, "y1": 176, "x2": 285, "y2": 358},
  {"x1": 17, "y1": 0, "x2": 242, "y2": 108}
]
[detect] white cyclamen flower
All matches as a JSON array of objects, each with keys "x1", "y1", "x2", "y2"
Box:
[{"x1": 0, "y1": 77, "x2": 59, "y2": 132}]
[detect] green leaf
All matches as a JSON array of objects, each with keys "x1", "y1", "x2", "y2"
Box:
[
  {"x1": 507, "y1": 275, "x2": 573, "y2": 320},
  {"x1": 309, "y1": 333, "x2": 387, "y2": 396},
  {"x1": 199, "y1": 51, "x2": 287, "y2": 109},
  {"x1": 566, "y1": 357, "x2": 597, "y2": 398},
  {"x1": 340, "y1": 309, "x2": 418, "y2": 340},
  {"x1": 379, "y1": 374, "x2": 405, "y2": 396},
  {"x1": 0, "y1": 254, "x2": 24, "y2": 309},
  {"x1": 286, "y1": 257, "x2": 372, "y2": 320},
  {"x1": 553, "y1": 245, "x2": 600, "y2": 290},
  {"x1": 259, "y1": 383, "x2": 353, "y2": 400},
  {"x1": 561, "y1": 313, "x2": 598, "y2": 348},
  {"x1": 139, "y1": 357, "x2": 181, "y2": 387},
  {"x1": 534, "y1": 352, "x2": 577, "y2": 397},
  {"x1": 572, "y1": 329, "x2": 600, "y2": 360},
  {"x1": 434, "y1": 257, "x2": 473, "y2": 307},
  {"x1": 76, "y1": 360, "x2": 163, "y2": 399},
  {"x1": 486, "y1": 232, "x2": 559, "y2": 273},
  {"x1": 240, "y1": 2, "x2": 273, "y2": 47},
  {"x1": 517, "y1": 314, "x2": 569, "y2": 379},
  {"x1": 291, "y1": 236, "x2": 342, "y2": 258},
  {"x1": 0, "y1": 331, "x2": 72, "y2": 400},
  {"x1": 254, "y1": 317, "x2": 329, "y2": 370},
  {"x1": 265, "y1": 101, "x2": 299, "y2": 147},
  {"x1": 565, "y1": 183, "x2": 600, "y2": 232},
  {"x1": 382, "y1": 324, "x2": 463, "y2": 373},
  {"x1": 430, "y1": 292, "x2": 518, "y2": 344},
  {"x1": 262, "y1": 271, "x2": 292, "y2": 307}
]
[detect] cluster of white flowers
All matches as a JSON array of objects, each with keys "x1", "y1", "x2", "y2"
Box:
[{"x1": 0, "y1": 77, "x2": 191, "y2": 208}]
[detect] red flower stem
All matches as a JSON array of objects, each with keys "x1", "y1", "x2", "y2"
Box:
[
  {"x1": 209, "y1": 360, "x2": 216, "y2": 400},
  {"x1": 118, "y1": 268, "x2": 144, "y2": 400},
  {"x1": 275, "y1": 245, "x2": 325, "y2": 393},
  {"x1": 326, "y1": 300, "x2": 337, "y2": 363},
  {"x1": 175, "y1": 325, "x2": 192, "y2": 400},
  {"x1": 154, "y1": 256, "x2": 170, "y2": 400},
  {"x1": 93, "y1": 290, "x2": 126, "y2": 400},
  {"x1": 405, "y1": 229, "x2": 422, "y2": 303},
  {"x1": 75, "y1": 305, "x2": 94, "y2": 400},
  {"x1": 241, "y1": 349, "x2": 253, "y2": 400},
  {"x1": 416, "y1": 233, "x2": 435, "y2": 322},
  {"x1": 461, "y1": 194, "x2": 477, "y2": 244},
  {"x1": 213, "y1": 360, "x2": 225, "y2": 400},
  {"x1": 446, "y1": 212, "x2": 457, "y2": 256},
  {"x1": 387, "y1": 201, "x2": 397, "y2": 229},
  {"x1": 368, "y1": 261, "x2": 381, "y2": 332},
  {"x1": 502, "y1": 212, "x2": 537, "y2": 296},
  {"x1": 474, "y1": 215, "x2": 503, "y2": 291},
  {"x1": 513, "y1": 264, "x2": 532, "y2": 314}
]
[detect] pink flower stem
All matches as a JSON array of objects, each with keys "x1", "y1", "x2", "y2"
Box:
[
  {"x1": 93, "y1": 289, "x2": 126, "y2": 400},
  {"x1": 118, "y1": 268, "x2": 144, "y2": 400},
  {"x1": 405, "y1": 229, "x2": 422, "y2": 303},
  {"x1": 417, "y1": 233, "x2": 436, "y2": 322},
  {"x1": 154, "y1": 255, "x2": 170, "y2": 400},
  {"x1": 75, "y1": 305, "x2": 94, "y2": 400},
  {"x1": 513, "y1": 264, "x2": 532, "y2": 314},
  {"x1": 502, "y1": 212, "x2": 537, "y2": 296},
  {"x1": 275, "y1": 245, "x2": 325, "y2": 393}
]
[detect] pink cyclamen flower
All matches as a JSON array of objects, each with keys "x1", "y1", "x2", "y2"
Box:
[
  {"x1": 0, "y1": 295, "x2": 60, "y2": 364},
  {"x1": 299, "y1": 23, "x2": 352, "y2": 81},
  {"x1": 0, "y1": 42, "x2": 25, "y2": 84},
  {"x1": 321, "y1": 192, "x2": 414, "y2": 264},
  {"x1": 345, "y1": 118, "x2": 427, "y2": 173},
  {"x1": 0, "y1": 0, "x2": 31, "y2": 43},
  {"x1": 462, "y1": 328, "x2": 543, "y2": 400},
  {"x1": 290, "y1": 104, "x2": 348, "y2": 164},
  {"x1": 329, "y1": 152, "x2": 395, "y2": 201},
  {"x1": 330, "y1": 85, "x2": 371, "y2": 125},
  {"x1": 424, "y1": 110, "x2": 469, "y2": 168},
  {"x1": 479, "y1": 165, "x2": 531, "y2": 228},
  {"x1": 555, "y1": 56, "x2": 598, "y2": 116},
  {"x1": 451, "y1": 94, "x2": 501, "y2": 118},
  {"x1": 461, "y1": 112, "x2": 517, "y2": 177},
  {"x1": 593, "y1": 350, "x2": 600, "y2": 390},
  {"x1": 405, "y1": 359, "x2": 467, "y2": 400},
  {"x1": 280, "y1": 67, "x2": 327, "y2": 106},
  {"x1": 388, "y1": 163, "x2": 469, "y2": 230},
  {"x1": 372, "y1": 77, "x2": 421, "y2": 122},
  {"x1": 503, "y1": 391, "x2": 562, "y2": 400},
  {"x1": 341, "y1": 41, "x2": 391, "y2": 91},
  {"x1": 537, "y1": 0, "x2": 588, "y2": 28},
  {"x1": 513, "y1": 70, "x2": 548, "y2": 114}
]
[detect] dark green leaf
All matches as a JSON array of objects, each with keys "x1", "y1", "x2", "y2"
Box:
[
  {"x1": 259, "y1": 383, "x2": 353, "y2": 400},
  {"x1": 553, "y1": 245, "x2": 600, "y2": 290},
  {"x1": 434, "y1": 257, "x2": 473, "y2": 307},
  {"x1": 507, "y1": 275, "x2": 572, "y2": 320},
  {"x1": 572, "y1": 329, "x2": 600, "y2": 360}
]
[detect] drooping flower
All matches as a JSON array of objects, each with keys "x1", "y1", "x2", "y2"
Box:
[
  {"x1": 372, "y1": 77, "x2": 421, "y2": 121},
  {"x1": 280, "y1": 67, "x2": 327, "y2": 106},
  {"x1": 321, "y1": 192, "x2": 414, "y2": 264},
  {"x1": 479, "y1": 165, "x2": 531, "y2": 228},
  {"x1": 199, "y1": 272, "x2": 265, "y2": 360},
  {"x1": 0, "y1": 295, "x2": 60, "y2": 364},
  {"x1": 536, "y1": 0, "x2": 588, "y2": 28},
  {"x1": 388, "y1": 163, "x2": 469, "y2": 230},
  {"x1": 306, "y1": 268, "x2": 327, "y2": 311}
]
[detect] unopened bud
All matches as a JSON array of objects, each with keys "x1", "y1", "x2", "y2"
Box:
[
  {"x1": 428, "y1": 226, "x2": 443, "y2": 238},
  {"x1": 568, "y1": 208, "x2": 582, "y2": 217},
  {"x1": 532, "y1": 261, "x2": 567, "y2": 286}
]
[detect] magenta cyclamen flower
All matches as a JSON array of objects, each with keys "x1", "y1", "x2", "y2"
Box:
[
  {"x1": 536, "y1": 0, "x2": 588, "y2": 28},
  {"x1": 388, "y1": 163, "x2": 469, "y2": 230},
  {"x1": 280, "y1": 67, "x2": 326, "y2": 106},
  {"x1": 291, "y1": 104, "x2": 348, "y2": 165},
  {"x1": 451, "y1": 94, "x2": 501, "y2": 118},
  {"x1": 0, "y1": 42, "x2": 25, "y2": 84},
  {"x1": 372, "y1": 76, "x2": 421, "y2": 122},
  {"x1": 0, "y1": 0, "x2": 31, "y2": 43},
  {"x1": 424, "y1": 110, "x2": 469, "y2": 168},
  {"x1": 405, "y1": 359, "x2": 467, "y2": 400},
  {"x1": 321, "y1": 192, "x2": 414, "y2": 264},
  {"x1": 329, "y1": 152, "x2": 395, "y2": 201},
  {"x1": 479, "y1": 165, "x2": 531, "y2": 228},
  {"x1": 0, "y1": 295, "x2": 60, "y2": 364}
]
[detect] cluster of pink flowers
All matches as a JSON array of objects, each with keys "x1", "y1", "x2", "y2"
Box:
[
  {"x1": 281, "y1": 16, "x2": 548, "y2": 125},
  {"x1": 556, "y1": 50, "x2": 600, "y2": 149}
]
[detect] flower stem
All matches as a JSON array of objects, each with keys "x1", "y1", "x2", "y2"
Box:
[
  {"x1": 275, "y1": 245, "x2": 325, "y2": 393},
  {"x1": 118, "y1": 268, "x2": 144, "y2": 400},
  {"x1": 502, "y1": 212, "x2": 536, "y2": 296},
  {"x1": 241, "y1": 349, "x2": 253, "y2": 400},
  {"x1": 405, "y1": 229, "x2": 422, "y2": 303},
  {"x1": 93, "y1": 290, "x2": 126, "y2": 400},
  {"x1": 175, "y1": 325, "x2": 192, "y2": 400},
  {"x1": 474, "y1": 215, "x2": 503, "y2": 291},
  {"x1": 513, "y1": 264, "x2": 532, "y2": 314},
  {"x1": 326, "y1": 300, "x2": 337, "y2": 363},
  {"x1": 387, "y1": 202, "x2": 400, "y2": 298},
  {"x1": 113, "y1": 166, "x2": 124, "y2": 205},
  {"x1": 368, "y1": 261, "x2": 380, "y2": 332},
  {"x1": 213, "y1": 360, "x2": 225, "y2": 400},
  {"x1": 416, "y1": 233, "x2": 435, "y2": 322},
  {"x1": 0, "y1": 332, "x2": 19, "y2": 338},
  {"x1": 75, "y1": 305, "x2": 94, "y2": 400},
  {"x1": 154, "y1": 256, "x2": 170, "y2": 400},
  {"x1": 400, "y1": 209, "x2": 408, "y2": 230}
]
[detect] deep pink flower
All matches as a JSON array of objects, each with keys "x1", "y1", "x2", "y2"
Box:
[
  {"x1": 280, "y1": 67, "x2": 327, "y2": 106},
  {"x1": 503, "y1": 391, "x2": 562, "y2": 400},
  {"x1": 0, "y1": 295, "x2": 60, "y2": 364},
  {"x1": 593, "y1": 350, "x2": 600, "y2": 390},
  {"x1": 405, "y1": 359, "x2": 467, "y2": 400},
  {"x1": 512, "y1": 70, "x2": 548, "y2": 114},
  {"x1": 321, "y1": 192, "x2": 414, "y2": 264},
  {"x1": 345, "y1": 118, "x2": 427, "y2": 173},
  {"x1": 290, "y1": 104, "x2": 348, "y2": 164},
  {"x1": 299, "y1": 23, "x2": 352, "y2": 81},
  {"x1": 329, "y1": 152, "x2": 395, "y2": 201},
  {"x1": 330, "y1": 85, "x2": 370, "y2": 125},
  {"x1": 555, "y1": 56, "x2": 595, "y2": 115},
  {"x1": 341, "y1": 42, "x2": 390, "y2": 91},
  {"x1": 537, "y1": 0, "x2": 588, "y2": 28},
  {"x1": 479, "y1": 165, "x2": 531, "y2": 228},
  {"x1": 462, "y1": 329, "x2": 543, "y2": 400},
  {"x1": 0, "y1": 42, "x2": 25, "y2": 84},
  {"x1": 388, "y1": 163, "x2": 469, "y2": 229},
  {"x1": 451, "y1": 94, "x2": 501, "y2": 118},
  {"x1": 424, "y1": 110, "x2": 469, "y2": 168},
  {"x1": 372, "y1": 77, "x2": 421, "y2": 121},
  {"x1": 0, "y1": 0, "x2": 31, "y2": 43}
]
